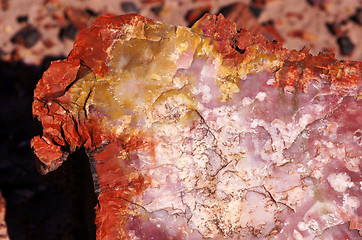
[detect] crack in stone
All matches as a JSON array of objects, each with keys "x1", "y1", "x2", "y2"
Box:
[{"x1": 115, "y1": 196, "x2": 149, "y2": 213}]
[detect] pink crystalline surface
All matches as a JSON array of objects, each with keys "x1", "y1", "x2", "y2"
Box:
[{"x1": 31, "y1": 14, "x2": 361, "y2": 239}]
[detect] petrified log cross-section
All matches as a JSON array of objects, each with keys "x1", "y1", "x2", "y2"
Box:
[{"x1": 31, "y1": 14, "x2": 361, "y2": 239}]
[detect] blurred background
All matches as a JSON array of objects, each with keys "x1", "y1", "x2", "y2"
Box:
[{"x1": 0, "y1": 0, "x2": 361, "y2": 239}]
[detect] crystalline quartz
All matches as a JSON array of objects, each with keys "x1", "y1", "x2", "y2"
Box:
[{"x1": 31, "y1": 14, "x2": 362, "y2": 239}]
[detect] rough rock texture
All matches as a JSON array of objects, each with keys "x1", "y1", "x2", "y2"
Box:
[
  {"x1": 31, "y1": 14, "x2": 361, "y2": 239},
  {"x1": 1, "y1": 0, "x2": 361, "y2": 65},
  {"x1": 0, "y1": 193, "x2": 9, "y2": 240}
]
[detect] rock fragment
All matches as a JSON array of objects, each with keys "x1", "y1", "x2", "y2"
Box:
[
  {"x1": 16, "y1": 15, "x2": 28, "y2": 23},
  {"x1": 59, "y1": 24, "x2": 78, "y2": 40},
  {"x1": 121, "y1": 2, "x2": 139, "y2": 14},
  {"x1": 11, "y1": 25, "x2": 41, "y2": 48},
  {"x1": 351, "y1": 8, "x2": 362, "y2": 25},
  {"x1": 31, "y1": 13, "x2": 362, "y2": 240},
  {"x1": 337, "y1": 35, "x2": 355, "y2": 56}
]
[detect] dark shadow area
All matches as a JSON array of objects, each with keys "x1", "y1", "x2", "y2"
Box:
[
  {"x1": 218, "y1": 3, "x2": 237, "y2": 17},
  {"x1": 44, "y1": 148, "x2": 97, "y2": 240},
  {"x1": 185, "y1": 9, "x2": 210, "y2": 28},
  {"x1": 0, "y1": 56, "x2": 96, "y2": 239}
]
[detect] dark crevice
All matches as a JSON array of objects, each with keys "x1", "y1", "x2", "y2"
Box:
[
  {"x1": 32, "y1": 116, "x2": 43, "y2": 137},
  {"x1": 185, "y1": 9, "x2": 210, "y2": 28},
  {"x1": 87, "y1": 152, "x2": 101, "y2": 196},
  {"x1": 235, "y1": 45, "x2": 246, "y2": 54}
]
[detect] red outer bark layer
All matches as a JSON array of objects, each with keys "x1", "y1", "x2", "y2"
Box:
[{"x1": 195, "y1": 14, "x2": 361, "y2": 91}]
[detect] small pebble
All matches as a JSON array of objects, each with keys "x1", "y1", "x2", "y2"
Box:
[
  {"x1": 11, "y1": 25, "x2": 41, "y2": 48},
  {"x1": 16, "y1": 15, "x2": 28, "y2": 23},
  {"x1": 219, "y1": 3, "x2": 237, "y2": 17},
  {"x1": 351, "y1": 8, "x2": 362, "y2": 25},
  {"x1": 306, "y1": 0, "x2": 325, "y2": 7},
  {"x1": 151, "y1": 5, "x2": 163, "y2": 16},
  {"x1": 85, "y1": 8, "x2": 98, "y2": 17},
  {"x1": 249, "y1": 5, "x2": 262, "y2": 18},
  {"x1": 121, "y1": 2, "x2": 139, "y2": 14},
  {"x1": 59, "y1": 24, "x2": 78, "y2": 40},
  {"x1": 337, "y1": 35, "x2": 355, "y2": 56}
]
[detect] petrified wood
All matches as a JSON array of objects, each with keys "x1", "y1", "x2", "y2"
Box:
[{"x1": 31, "y1": 14, "x2": 361, "y2": 239}]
